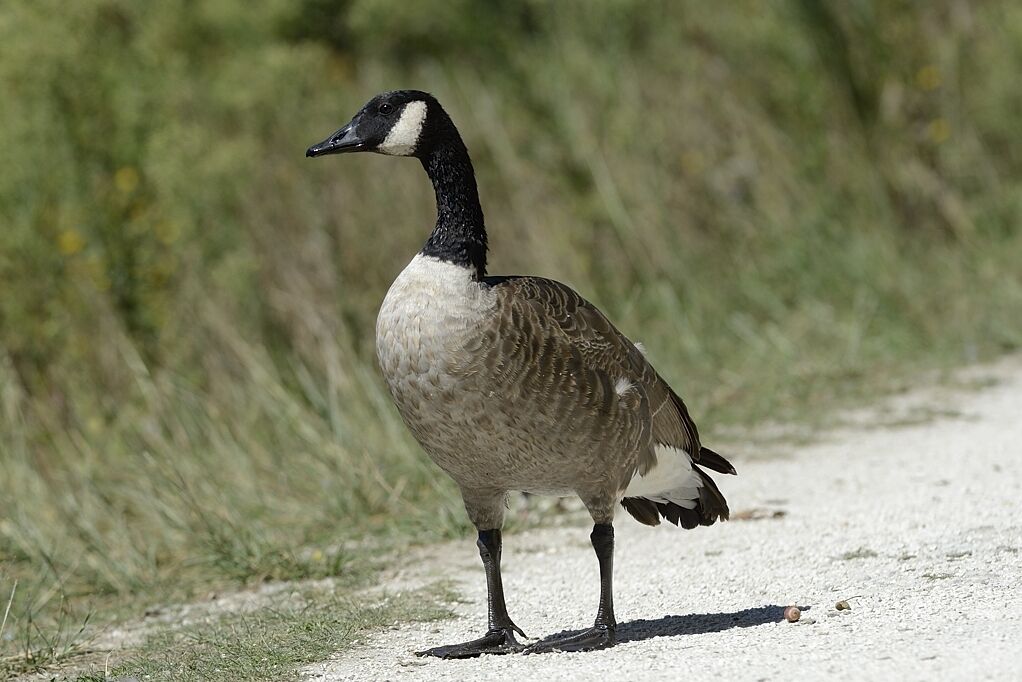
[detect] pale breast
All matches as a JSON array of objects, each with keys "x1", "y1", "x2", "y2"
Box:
[{"x1": 375, "y1": 255, "x2": 497, "y2": 462}]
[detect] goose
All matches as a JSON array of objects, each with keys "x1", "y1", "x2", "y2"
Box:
[{"x1": 306, "y1": 90, "x2": 736, "y2": 657}]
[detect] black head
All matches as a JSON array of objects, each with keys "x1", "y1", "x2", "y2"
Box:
[{"x1": 306, "y1": 90, "x2": 449, "y2": 159}]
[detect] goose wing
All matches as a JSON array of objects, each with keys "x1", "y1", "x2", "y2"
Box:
[{"x1": 484, "y1": 276, "x2": 704, "y2": 465}]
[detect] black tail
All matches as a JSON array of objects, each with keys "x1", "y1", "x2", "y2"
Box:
[
  {"x1": 621, "y1": 450, "x2": 735, "y2": 528},
  {"x1": 697, "y1": 446, "x2": 737, "y2": 475}
]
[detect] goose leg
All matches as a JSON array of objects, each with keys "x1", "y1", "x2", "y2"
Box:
[
  {"x1": 416, "y1": 529, "x2": 526, "y2": 658},
  {"x1": 526, "y1": 523, "x2": 617, "y2": 654}
]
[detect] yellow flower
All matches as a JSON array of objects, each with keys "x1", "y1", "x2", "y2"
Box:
[
  {"x1": 58, "y1": 229, "x2": 84, "y2": 255},
  {"x1": 114, "y1": 166, "x2": 140, "y2": 194},
  {"x1": 927, "y1": 118, "x2": 951, "y2": 144},
  {"x1": 916, "y1": 65, "x2": 941, "y2": 91}
]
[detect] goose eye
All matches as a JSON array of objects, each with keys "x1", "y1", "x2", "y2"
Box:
[{"x1": 379, "y1": 102, "x2": 394, "y2": 115}]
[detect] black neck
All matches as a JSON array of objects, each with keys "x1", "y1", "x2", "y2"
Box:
[{"x1": 419, "y1": 131, "x2": 487, "y2": 279}]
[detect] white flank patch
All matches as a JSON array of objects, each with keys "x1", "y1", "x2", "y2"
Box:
[
  {"x1": 614, "y1": 377, "x2": 634, "y2": 396},
  {"x1": 624, "y1": 445, "x2": 702, "y2": 509},
  {"x1": 378, "y1": 100, "x2": 427, "y2": 156}
]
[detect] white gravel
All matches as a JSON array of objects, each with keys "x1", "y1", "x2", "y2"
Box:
[{"x1": 303, "y1": 358, "x2": 1022, "y2": 681}]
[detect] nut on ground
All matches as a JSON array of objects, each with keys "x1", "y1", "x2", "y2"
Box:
[{"x1": 783, "y1": 605, "x2": 801, "y2": 622}]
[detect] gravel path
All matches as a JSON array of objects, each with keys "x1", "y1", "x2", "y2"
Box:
[{"x1": 303, "y1": 359, "x2": 1022, "y2": 681}]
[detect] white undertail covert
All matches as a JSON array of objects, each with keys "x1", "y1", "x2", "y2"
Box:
[{"x1": 624, "y1": 445, "x2": 703, "y2": 509}]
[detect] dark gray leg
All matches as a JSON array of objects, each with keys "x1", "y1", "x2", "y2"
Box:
[
  {"x1": 416, "y1": 529, "x2": 526, "y2": 658},
  {"x1": 592, "y1": 523, "x2": 616, "y2": 631},
  {"x1": 526, "y1": 523, "x2": 617, "y2": 653},
  {"x1": 478, "y1": 529, "x2": 526, "y2": 637}
]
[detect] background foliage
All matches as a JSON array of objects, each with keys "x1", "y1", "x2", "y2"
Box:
[{"x1": 2, "y1": 0, "x2": 1021, "y2": 665}]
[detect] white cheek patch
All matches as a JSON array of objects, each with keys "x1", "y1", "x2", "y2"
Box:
[{"x1": 378, "y1": 100, "x2": 427, "y2": 156}]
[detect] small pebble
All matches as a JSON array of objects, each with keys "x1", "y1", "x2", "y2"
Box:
[{"x1": 836, "y1": 600, "x2": 851, "y2": 610}]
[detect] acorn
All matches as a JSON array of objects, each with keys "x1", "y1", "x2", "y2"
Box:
[{"x1": 783, "y1": 605, "x2": 801, "y2": 622}]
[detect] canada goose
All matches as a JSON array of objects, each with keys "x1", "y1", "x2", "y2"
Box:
[{"x1": 307, "y1": 91, "x2": 736, "y2": 657}]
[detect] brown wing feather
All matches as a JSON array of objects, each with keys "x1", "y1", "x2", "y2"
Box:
[
  {"x1": 481, "y1": 275, "x2": 734, "y2": 528},
  {"x1": 486, "y1": 276, "x2": 704, "y2": 464}
]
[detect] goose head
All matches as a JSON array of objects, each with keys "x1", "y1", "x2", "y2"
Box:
[{"x1": 306, "y1": 90, "x2": 444, "y2": 159}]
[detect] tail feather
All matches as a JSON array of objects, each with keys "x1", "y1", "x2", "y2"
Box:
[
  {"x1": 620, "y1": 497, "x2": 661, "y2": 526},
  {"x1": 656, "y1": 500, "x2": 701, "y2": 529},
  {"x1": 621, "y1": 464, "x2": 731, "y2": 528},
  {"x1": 698, "y1": 446, "x2": 737, "y2": 475},
  {"x1": 693, "y1": 465, "x2": 730, "y2": 523}
]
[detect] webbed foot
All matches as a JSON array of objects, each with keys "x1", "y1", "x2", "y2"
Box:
[
  {"x1": 524, "y1": 624, "x2": 615, "y2": 654},
  {"x1": 415, "y1": 626, "x2": 527, "y2": 659}
]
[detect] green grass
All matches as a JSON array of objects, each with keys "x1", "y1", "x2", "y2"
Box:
[
  {"x1": 112, "y1": 585, "x2": 450, "y2": 682},
  {"x1": 3, "y1": 582, "x2": 453, "y2": 681},
  {"x1": 109, "y1": 590, "x2": 448, "y2": 682},
  {"x1": 2, "y1": 0, "x2": 1022, "y2": 676}
]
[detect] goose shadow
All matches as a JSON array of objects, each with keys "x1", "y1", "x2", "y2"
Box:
[{"x1": 533, "y1": 604, "x2": 804, "y2": 650}]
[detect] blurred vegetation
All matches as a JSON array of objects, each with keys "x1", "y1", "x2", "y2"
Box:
[{"x1": 2, "y1": 0, "x2": 1021, "y2": 672}]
